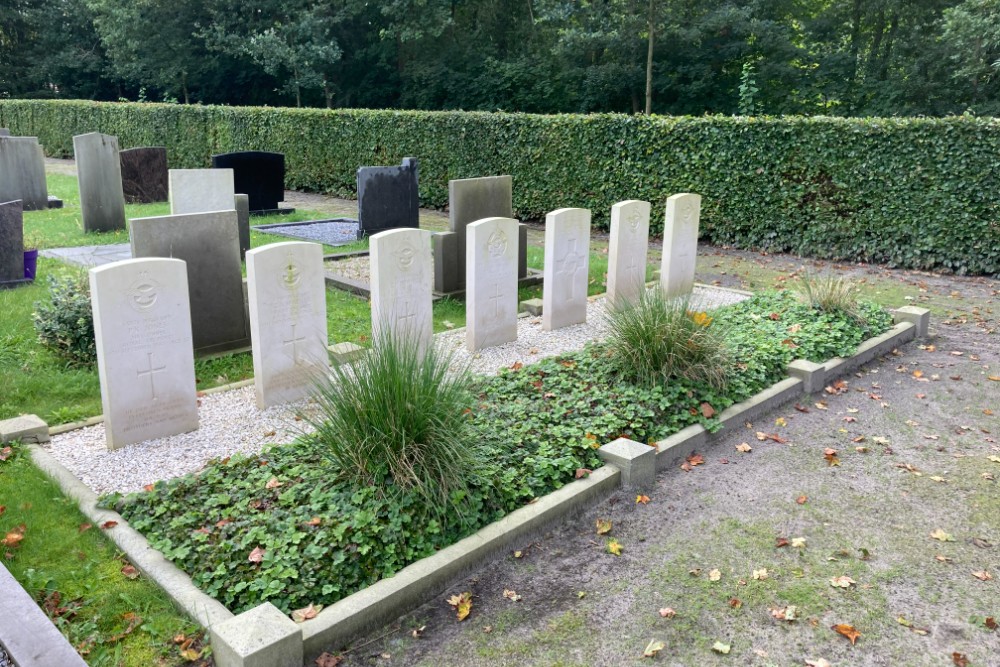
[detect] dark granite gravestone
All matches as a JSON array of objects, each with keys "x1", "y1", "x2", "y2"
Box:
[
  {"x1": 0, "y1": 200, "x2": 30, "y2": 289},
  {"x1": 210, "y1": 151, "x2": 289, "y2": 213},
  {"x1": 130, "y1": 209, "x2": 251, "y2": 356},
  {"x1": 234, "y1": 193, "x2": 250, "y2": 260},
  {"x1": 120, "y1": 146, "x2": 168, "y2": 203},
  {"x1": 356, "y1": 158, "x2": 419, "y2": 236},
  {"x1": 0, "y1": 137, "x2": 48, "y2": 210}
]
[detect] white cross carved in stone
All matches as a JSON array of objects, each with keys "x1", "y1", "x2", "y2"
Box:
[
  {"x1": 396, "y1": 298, "x2": 417, "y2": 328},
  {"x1": 489, "y1": 283, "x2": 504, "y2": 319},
  {"x1": 136, "y1": 351, "x2": 166, "y2": 401},
  {"x1": 283, "y1": 323, "x2": 307, "y2": 365},
  {"x1": 557, "y1": 239, "x2": 585, "y2": 301},
  {"x1": 624, "y1": 253, "x2": 642, "y2": 288}
]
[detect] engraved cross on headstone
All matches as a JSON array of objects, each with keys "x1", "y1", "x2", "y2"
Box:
[
  {"x1": 624, "y1": 253, "x2": 642, "y2": 288},
  {"x1": 396, "y1": 298, "x2": 417, "y2": 328},
  {"x1": 557, "y1": 239, "x2": 586, "y2": 301},
  {"x1": 283, "y1": 323, "x2": 307, "y2": 365},
  {"x1": 136, "y1": 351, "x2": 166, "y2": 401},
  {"x1": 489, "y1": 283, "x2": 504, "y2": 319}
]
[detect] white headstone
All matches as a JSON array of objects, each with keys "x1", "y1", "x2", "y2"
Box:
[
  {"x1": 246, "y1": 242, "x2": 329, "y2": 408},
  {"x1": 660, "y1": 193, "x2": 701, "y2": 298},
  {"x1": 542, "y1": 208, "x2": 591, "y2": 331},
  {"x1": 73, "y1": 132, "x2": 126, "y2": 233},
  {"x1": 370, "y1": 228, "x2": 433, "y2": 352},
  {"x1": 607, "y1": 200, "x2": 651, "y2": 310},
  {"x1": 89, "y1": 258, "x2": 198, "y2": 450},
  {"x1": 168, "y1": 169, "x2": 235, "y2": 215},
  {"x1": 466, "y1": 217, "x2": 519, "y2": 351}
]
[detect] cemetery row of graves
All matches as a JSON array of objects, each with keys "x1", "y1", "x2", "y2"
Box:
[{"x1": 0, "y1": 128, "x2": 899, "y2": 663}]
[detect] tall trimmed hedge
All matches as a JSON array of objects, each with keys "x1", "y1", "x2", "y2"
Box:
[{"x1": 2, "y1": 100, "x2": 997, "y2": 275}]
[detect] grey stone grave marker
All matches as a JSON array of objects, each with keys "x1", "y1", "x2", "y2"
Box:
[
  {"x1": 660, "y1": 193, "x2": 701, "y2": 298},
  {"x1": 607, "y1": 200, "x2": 650, "y2": 310},
  {"x1": 370, "y1": 227, "x2": 433, "y2": 353},
  {"x1": 466, "y1": 217, "x2": 519, "y2": 351},
  {"x1": 0, "y1": 137, "x2": 47, "y2": 210},
  {"x1": 169, "y1": 169, "x2": 235, "y2": 215},
  {"x1": 130, "y1": 209, "x2": 251, "y2": 355},
  {"x1": 120, "y1": 146, "x2": 168, "y2": 203},
  {"x1": 357, "y1": 158, "x2": 419, "y2": 237},
  {"x1": 542, "y1": 208, "x2": 591, "y2": 331},
  {"x1": 90, "y1": 257, "x2": 199, "y2": 450},
  {"x1": 74, "y1": 132, "x2": 126, "y2": 232},
  {"x1": 0, "y1": 200, "x2": 30, "y2": 289}
]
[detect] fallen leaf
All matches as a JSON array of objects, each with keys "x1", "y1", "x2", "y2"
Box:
[
  {"x1": 658, "y1": 607, "x2": 676, "y2": 618},
  {"x1": 446, "y1": 592, "x2": 473, "y2": 621},
  {"x1": 411, "y1": 625, "x2": 425, "y2": 639},
  {"x1": 930, "y1": 529, "x2": 955, "y2": 542},
  {"x1": 510, "y1": 361, "x2": 523, "y2": 371},
  {"x1": 2, "y1": 526, "x2": 25, "y2": 548},
  {"x1": 121, "y1": 564, "x2": 139, "y2": 579},
  {"x1": 607, "y1": 539, "x2": 623, "y2": 556},
  {"x1": 935, "y1": 555, "x2": 953, "y2": 563},
  {"x1": 795, "y1": 404, "x2": 810, "y2": 413},
  {"x1": 752, "y1": 568, "x2": 768, "y2": 580},
  {"x1": 824, "y1": 448, "x2": 840, "y2": 466},
  {"x1": 815, "y1": 402, "x2": 829, "y2": 410},
  {"x1": 796, "y1": 495, "x2": 808, "y2": 505},
  {"x1": 248, "y1": 546, "x2": 265, "y2": 563},
  {"x1": 700, "y1": 402, "x2": 716, "y2": 419},
  {"x1": 642, "y1": 639, "x2": 666, "y2": 658},
  {"x1": 314, "y1": 652, "x2": 343, "y2": 667},
  {"x1": 304, "y1": 517, "x2": 322, "y2": 527},
  {"x1": 775, "y1": 417, "x2": 787, "y2": 427},
  {"x1": 709, "y1": 569, "x2": 722, "y2": 581},
  {"x1": 265, "y1": 477, "x2": 283, "y2": 489},
  {"x1": 78, "y1": 523, "x2": 92, "y2": 533},
  {"x1": 776, "y1": 537, "x2": 790, "y2": 548},
  {"x1": 636, "y1": 495, "x2": 651, "y2": 505},
  {"x1": 805, "y1": 660, "x2": 832, "y2": 667},
  {"x1": 687, "y1": 453, "x2": 705, "y2": 466},
  {"x1": 595, "y1": 519, "x2": 612, "y2": 535},
  {"x1": 107, "y1": 611, "x2": 143, "y2": 643},
  {"x1": 832, "y1": 623, "x2": 861, "y2": 645},
  {"x1": 513, "y1": 550, "x2": 523, "y2": 558},
  {"x1": 712, "y1": 641, "x2": 731, "y2": 654},
  {"x1": 101, "y1": 520, "x2": 118, "y2": 530},
  {"x1": 502, "y1": 589, "x2": 522, "y2": 602},
  {"x1": 985, "y1": 617, "x2": 997, "y2": 630},
  {"x1": 830, "y1": 576, "x2": 856, "y2": 588},
  {"x1": 0, "y1": 447, "x2": 12, "y2": 462},
  {"x1": 971, "y1": 570, "x2": 993, "y2": 581},
  {"x1": 771, "y1": 605, "x2": 798, "y2": 621},
  {"x1": 575, "y1": 468, "x2": 592, "y2": 479},
  {"x1": 952, "y1": 653, "x2": 969, "y2": 667},
  {"x1": 291, "y1": 603, "x2": 322, "y2": 623},
  {"x1": 792, "y1": 537, "x2": 807, "y2": 548}
]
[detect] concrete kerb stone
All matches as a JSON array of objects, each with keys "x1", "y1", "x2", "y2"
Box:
[
  {"x1": 786, "y1": 359, "x2": 827, "y2": 394},
  {"x1": 655, "y1": 424, "x2": 708, "y2": 471},
  {"x1": 210, "y1": 602, "x2": 302, "y2": 667},
  {"x1": 0, "y1": 414, "x2": 50, "y2": 444},
  {"x1": 598, "y1": 438, "x2": 656, "y2": 490},
  {"x1": 300, "y1": 466, "x2": 620, "y2": 660},
  {"x1": 892, "y1": 306, "x2": 930, "y2": 338},
  {"x1": 520, "y1": 298, "x2": 543, "y2": 316}
]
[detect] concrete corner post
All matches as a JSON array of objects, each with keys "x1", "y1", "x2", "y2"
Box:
[
  {"x1": 0, "y1": 414, "x2": 50, "y2": 444},
  {"x1": 892, "y1": 306, "x2": 930, "y2": 338},
  {"x1": 210, "y1": 602, "x2": 303, "y2": 667},
  {"x1": 598, "y1": 438, "x2": 656, "y2": 490},
  {"x1": 519, "y1": 298, "x2": 543, "y2": 316},
  {"x1": 327, "y1": 342, "x2": 365, "y2": 365},
  {"x1": 786, "y1": 359, "x2": 827, "y2": 394}
]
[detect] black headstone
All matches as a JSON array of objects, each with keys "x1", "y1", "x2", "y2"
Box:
[
  {"x1": 356, "y1": 158, "x2": 419, "y2": 236},
  {"x1": 120, "y1": 146, "x2": 168, "y2": 203},
  {"x1": 0, "y1": 199, "x2": 29, "y2": 289},
  {"x1": 211, "y1": 151, "x2": 285, "y2": 213}
]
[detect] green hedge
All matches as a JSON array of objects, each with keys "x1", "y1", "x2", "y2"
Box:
[{"x1": 2, "y1": 100, "x2": 997, "y2": 275}]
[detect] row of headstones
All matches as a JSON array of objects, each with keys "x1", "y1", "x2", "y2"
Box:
[
  {"x1": 367, "y1": 192, "x2": 702, "y2": 353},
  {"x1": 92, "y1": 240, "x2": 329, "y2": 450}
]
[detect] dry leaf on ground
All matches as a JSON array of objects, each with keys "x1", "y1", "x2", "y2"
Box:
[
  {"x1": 446, "y1": 592, "x2": 473, "y2": 621},
  {"x1": 642, "y1": 640, "x2": 666, "y2": 658},
  {"x1": 832, "y1": 623, "x2": 861, "y2": 645}
]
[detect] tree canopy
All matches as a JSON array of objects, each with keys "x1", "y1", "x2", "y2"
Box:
[{"x1": 2, "y1": 0, "x2": 998, "y2": 115}]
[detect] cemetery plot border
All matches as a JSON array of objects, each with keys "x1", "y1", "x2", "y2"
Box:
[{"x1": 21, "y1": 305, "x2": 930, "y2": 667}]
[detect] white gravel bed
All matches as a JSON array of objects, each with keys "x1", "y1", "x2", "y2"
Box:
[{"x1": 43, "y1": 285, "x2": 748, "y2": 495}]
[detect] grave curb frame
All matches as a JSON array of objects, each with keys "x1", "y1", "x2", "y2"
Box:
[{"x1": 23, "y1": 305, "x2": 927, "y2": 667}]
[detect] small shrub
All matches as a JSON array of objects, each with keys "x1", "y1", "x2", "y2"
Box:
[
  {"x1": 797, "y1": 273, "x2": 861, "y2": 321},
  {"x1": 32, "y1": 275, "x2": 96, "y2": 366},
  {"x1": 605, "y1": 288, "x2": 732, "y2": 389},
  {"x1": 303, "y1": 332, "x2": 485, "y2": 513}
]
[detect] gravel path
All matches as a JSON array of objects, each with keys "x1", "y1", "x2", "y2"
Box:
[
  {"x1": 253, "y1": 220, "x2": 361, "y2": 246},
  {"x1": 42, "y1": 286, "x2": 748, "y2": 496}
]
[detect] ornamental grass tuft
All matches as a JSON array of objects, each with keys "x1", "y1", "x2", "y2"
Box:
[
  {"x1": 797, "y1": 273, "x2": 862, "y2": 321},
  {"x1": 606, "y1": 287, "x2": 732, "y2": 390},
  {"x1": 303, "y1": 331, "x2": 484, "y2": 513}
]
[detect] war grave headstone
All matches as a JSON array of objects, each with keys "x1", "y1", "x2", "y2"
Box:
[
  {"x1": 211, "y1": 151, "x2": 291, "y2": 214},
  {"x1": 542, "y1": 208, "x2": 591, "y2": 331},
  {"x1": 466, "y1": 217, "x2": 519, "y2": 352},
  {"x1": 0, "y1": 136, "x2": 48, "y2": 210},
  {"x1": 370, "y1": 228, "x2": 433, "y2": 353},
  {"x1": 169, "y1": 169, "x2": 235, "y2": 215},
  {"x1": 74, "y1": 132, "x2": 126, "y2": 233},
  {"x1": 246, "y1": 241, "x2": 328, "y2": 407},
  {"x1": 90, "y1": 258, "x2": 199, "y2": 450},
  {"x1": 120, "y1": 146, "x2": 168, "y2": 203},
  {"x1": 357, "y1": 158, "x2": 419, "y2": 237},
  {"x1": 235, "y1": 193, "x2": 251, "y2": 260},
  {"x1": 607, "y1": 200, "x2": 651, "y2": 310},
  {"x1": 0, "y1": 200, "x2": 30, "y2": 289},
  {"x1": 130, "y1": 209, "x2": 251, "y2": 355},
  {"x1": 432, "y1": 175, "x2": 529, "y2": 294},
  {"x1": 660, "y1": 193, "x2": 701, "y2": 299}
]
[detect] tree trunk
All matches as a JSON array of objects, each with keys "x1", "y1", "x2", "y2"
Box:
[
  {"x1": 294, "y1": 68, "x2": 301, "y2": 107},
  {"x1": 323, "y1": 75, "x2": 333, "y2": 109},
  {"x1": 182, "y1": 72, "x2": 189, "y2": 105},
  {"x1": 645, "y1": 0, "x2": 655, "y2": 114}
]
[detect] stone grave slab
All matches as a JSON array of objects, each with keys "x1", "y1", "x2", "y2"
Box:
[
  {"x1": 466, "y1": 217, "x2": 519, "y2": 351},
  {"x1": 41, "y1": 244, "x2": 132, "y2": 269},
  {"x1": 246, "y1": 241, "x2": 328, "y2": 407},
  {"x1": 542, "y1": 208, "x2": 591, "y2": 331},
  {"x1": 74, "y1": 132, "x2": 126, "y2": 233},
  {"x1": 169, "y1": 168, "x2": 235, "y2": 215},
  {"x1": 357, "y1": 158, "x2": 419, "y2": 237},
  {"x1": 607, "y1": 200, "x2": 650, "y2": 309},
  {"x1": 0, "y1": 137, "x2": 47, "y2": 210},
  {"x1": 89, "y1": 257, "x2": 198, "y2": 450},
  {"x1": 235, "y1": 193, "x2": 250, "y2": 260},
  {"x1": 130, "y1": 209, "x2": 251, "y2": 355},
  {"x1": 0, "y1": 200, "x2": 30, "y2": 289},
  {"x1": 660, "y1": 193, "x2": 701, "y2": 299},
  {"x1": 433, "y1": 175, "x2": 527, "y2": 293},
  {"x1": 211, "y1": 151, "x2": 288, "y2": 213},
  {"x1": 370, "y1": 228, "x2": 433, "y2": 352},
  {"x1": 251, "y1": 219, "x2": 361, "y2": 246},
  {"x1": 120, "y1": 146, "x2": 168, "y2": 203}
]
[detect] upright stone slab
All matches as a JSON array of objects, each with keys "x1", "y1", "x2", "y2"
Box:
[
  {"x1": 607, "y1": 200, "x2": 651, "y2": 309},
  {"x1": 74, "y1": 132, "x2": 126, "y2": 233},
  {"x1": 660, "y1": 193, "x2": 701, "y2": 298},
  {"x1": 120, "y1": 146, "x2": 168, "y2": 203},
  {"x1": 169, "y1": 169, "x2": 235, "y2": 215},
  {"x1": 357, "y1": 158, "x2": 419, "y2": 237},
  {"x1": 89, "y1": 258, "x2": 198, "y2": 450},
  {"x1": 246, "y1": 242, "x2": 328, "y2": 408},
  {"x1": 542, "y1": 208, "x2": 591, "y2": 331},
  {"x1": 466, "y1": 217, "x2": 519, "y2": 351},
  {"x1": 235, "y1": 194, "x2": 251, "y2": 260},
  {"x1": 369, "y1": 228, "x2": 433, "y2": 352},
  {"x1": 130, "y1": 210, "x2": 251, "y2": 355},
  {"x1": 0, "y1": 200, "x2": 29, "y2": 289},
  {"x1": 0, "y1": 129, "x2": 10, "y2": 137},
  {"x1": 433, "y1": 175, "x2": 527, "y2": 293},
  {"x1": 211, "y1": 151, "x2": 285, "y2": 213},
  {"x1": 0, "y1": 137, "x2": 47, "y2": 210}
]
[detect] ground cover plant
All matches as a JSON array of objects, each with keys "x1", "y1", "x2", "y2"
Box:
[{"x1": 106, "y1": 290, "x2": 892, "y2": 615}]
